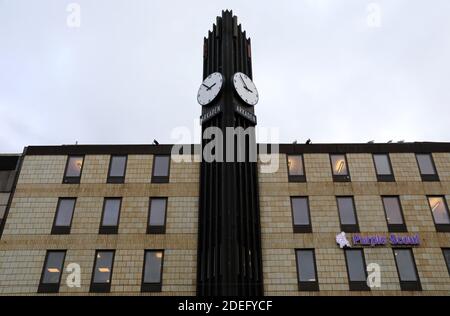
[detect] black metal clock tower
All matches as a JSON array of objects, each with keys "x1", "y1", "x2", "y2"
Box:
[{"x1": 197, "y1": 10, "x2": 264, "y2": 296}]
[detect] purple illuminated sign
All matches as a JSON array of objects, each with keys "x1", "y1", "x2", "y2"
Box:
[{"x1": 352, "y1": 233, "x2": 420, "y2": 247}]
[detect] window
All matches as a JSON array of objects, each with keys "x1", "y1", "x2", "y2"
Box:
[
  {"x1": 291, "y1": 197, "x2": 311, "y2": 233},
  {"x1": 344, "y1": 249, "x2": 369, "y2": 291},
  {"x1": 147, "y1": 198, "x2": 167, "y2": 234},
  {"x1": 52, "y1": 198, "x2": 76, "y2": 234},
  {"x1": 0, "y1": 203, "x2": 6, "y2": 227},
  {"x1": 141, "y1": 250, "x2": 164, "y2": 292},
  {"x1": 416, "y1": 153, "x2": 439, "y2": 181},
  {"x1": 90, "y1": 250, "x2": 115, "y2": 293},
  {"x1": 393, "y1": 248, "x2": 421, "y2": 291},
  {"x1": 38, "y1": 250, "x2": 66, "y2": 293},
  {"x1": 107, "y1": 155, "x2": 127, "y2": 183},
  {"x1": 443, "y1": 249, "x2": 450, "y2": 276},
  {"x1": 152, "y1": 155, "x2": 170, "y2": 183},
  {"x1": 63, "y1": 156, "x2": 84, "y2": 183},
  {"x1": 427, "y1": 196, "x2": 450, "y2": 232},
  {"x1": 295, "y1": 249, "x2": 319, "y2": 291},
  {"x1": 382, "y1": 196, "x2": 406, "y2": 232},
  {"x1": 330, "y1": 154, "x2": 350, "y2": 182},
  {"x1": 99, "y1": 198, "x2": 122, "y2": 234},
  {"x1": 287, "y1": 155, "x2": 305, "y2": 182},
  {"x1": 337, "y1": 197, "x2": 359, "y2": 232},
  {"x1": 373, "y1": 154, "x2": 394, "y2": 181}
]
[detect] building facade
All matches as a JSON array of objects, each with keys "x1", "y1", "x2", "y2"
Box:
[{"x1": 0, "y1": 11, "x2": 450, "y2": 296}]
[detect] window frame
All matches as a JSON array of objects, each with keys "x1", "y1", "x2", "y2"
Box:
[
  {"x1": 295, "y1": 249, "x2": 319, "y2": 291},
  {"x1": 329, "y1": 154, "x2": 351, "y2": 182},
  {"x1": 392, "y1": 248, "x2": 422, "y2": 291},
  {"x1": 372, "y1": 153, "x2": 395, "y2": 182},
  {"x1": 426, "y1": 195, "x2": 450, "y2": 232},
  {"x1": 51, "y1": 198, "x2": 77, "y2": 235},
  {"x1": 62, "y1": 155, "x2": 85, "y2": 184},
  {"x1": 442, "y1": 248, "x2": 450, "y2": 276},
  {"x1": 151, "y1": 155, "x2": 171, "y2": 183},
  {"x1": 381, "y1": 196, "x2": 407, "y2": 232},
  {"x1": 344, "y1": 248, "x2": 370, "y2": 291},
  {"x1": 90, "y1": 249, "x2": 116, "y2": 293},
  {"x1": 141, "y1": 249, "x2": 164, "y2": 292},
  {"x1": 107, "y1": 155, "x2": 128, "y2": 184},
  {"x1": 415, "y1": 153, "x2": 439, "y2": 182},
  {"x1": 290, "y1": 196, "x2": 312, "y2": 233},
  {"x1": 38, "y1": 250, "x2": 66, "y2": 293},
  {"x1": 336, "y1": 196, "x2": 360, "y2": 233},
  {"x1": 286, "y1": 154, "x2": 306, "y2": 182},
  {"x1": 147, "y1": 197, "x2": 168, "y2": 234},
  {"x1": 99, "y1": 198, "x2": 122, "y2": 234}
]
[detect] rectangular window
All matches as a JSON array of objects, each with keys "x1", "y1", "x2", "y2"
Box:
[
  {"x1": 295, "y1": 249, "x2": 319, "y2": 291},
  {"x1": 147, "y1": 198, "x2": 167, "y2": 234},
  {"x1": 63, "y1": 155, "x2": 84, "y2": 183},
  {"x1": 443, "y1": 249, "x2": 450, "y2": 276},
  {"x1": 90, "y1": 250, "x2": 115, "y2": 293},
  {"x1": 152, "y1": 155, "x2": 170, "y2": 183},
  {"x1": 393, "y1": 248, "x2": 421, "y2": 291},
  {"x1": 416, "y1": 153, "x2": 439, "y2": 181},
  {"x1": 38, "y1": 250, "x2": 66, "y2": 293},
  {"x1": 344, "y1": 249, "x2": 369, "y2": 291},
  {"x1": 291, "y1": 197, "x2": 311, "y2": 233},
  {"x1": 287, "y1": 155, "x2": 306, "y2": 182},
  {"x1": 382, "y1": 196, "x2": 406, "y2": 232},
  {"x1": 107, "y1": 155, "x2": 127, "y2": 183},
  {"x1": 373, "y1": 154, "x2": 395, "y2": 181},
  {"x1": 141, "y1": 250, "x2": 164, "y2": 292},
  {"x1": 427, "y1": 196, "x2": 450, "y2": 232},
  {"x1": 330, "y1": 154, "x2": 350, "y2": 182},
  {"x1": 337, "y1": 196, "x2": 359, "y2": 232},
  {"x1": 0, "y1": 204, "x2": 6, "y2": 227},
  {"x1": 99, "y1": 198, "x2": 122, "y2": 234},
  {"x1": 52, "y1": 198, "x2": 76, "y2": 234}
]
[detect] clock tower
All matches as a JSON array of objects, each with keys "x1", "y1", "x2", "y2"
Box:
[{"x1": 197, "y1": 10, "x2": 264, "y2": 296}]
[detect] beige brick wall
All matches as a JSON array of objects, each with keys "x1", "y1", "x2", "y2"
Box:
[
  {"x1": 258, "y1": 154, "x2": 287, "y2": 183},
  {"x1": 170, "y1": 155, "x2": 200, "y2": 183},
  {"x1": 434, "y1": 152, "x2": 450, "y2": 182},
  {"x1": 304, "y1": 154, "x2": 332, "y2": 182},
  {"x1": 2, "y1": 150, "x2": 450, "y2": 296},
  {"x1": 81, "y1": 155, "x2": 109, "y2": 184},
  {"x1": 0, "y1": 154, "x2": 199, "y2": 295},
  {"x1": 259, "y1": 152, "x2": 450, "y2": 296},
  {"x1": 125, "y1": 155, "x2": 153, "y2": 183},
  {"x1": 364, "y1": 248, "x2": 401, "y2": 291},
  {"x1": 355, "y1": 195, "x2": 388, "y2": 232},
  {"x1": 414, "y1": 247, "x2": 450, "y2": 292},
  {"x1": 262, "y1": 248, "x2": 297, "y2": 294},
  {"x1": 0, "y1": 250, "x2": 45, "y2": 294},
  {"x1": 18, "y1": 156, "x2": 66, "y2": 184},
  {"x1": 390, "y1": 153, "x2": 421, "y2": 182},
  {"x1": 347, "y1": 154, "x2": 377, "y2": 182}
]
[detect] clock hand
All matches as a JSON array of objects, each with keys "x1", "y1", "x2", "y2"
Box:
[
  {"x1": 240, "y1": 74, "x2": 253, "y2": 93},
  {"x1": 207, "y1": 82, "x2": 217, "y2": 91},
  {"x1": 239, "y1": 74, "x2": 248, "y2": 89},
  {"x1": 202, "y1": 83, "x2": 211, "y2": 89}
]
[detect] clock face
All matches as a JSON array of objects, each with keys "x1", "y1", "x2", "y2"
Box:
[
  {"x1": 233, "y1": 72, "x2": 258, "y2": 106},
  {"x1": 197, "y1": 72, "x2": 223, "y2": 106}
]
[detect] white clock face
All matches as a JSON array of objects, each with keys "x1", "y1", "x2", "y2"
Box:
[
  {"x1": 197, "y1": 72, "x2": 223, "y2": 106},
  {"x1": 233, "y1": 72, "x2": 258, "y2": 106}
]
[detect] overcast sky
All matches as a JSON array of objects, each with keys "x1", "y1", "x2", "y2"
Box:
[{"x1": 1, "y1": 0, "x2": 449, "y2": 153}]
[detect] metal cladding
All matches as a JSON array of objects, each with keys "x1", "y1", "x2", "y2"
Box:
[{"x1": 197, "y1": 10, "x2": 264, "y2": 296}]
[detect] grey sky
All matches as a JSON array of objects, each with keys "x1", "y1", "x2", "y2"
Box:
[{"x1": 1, "y1": 0, "x2": 449, "y2": 153}]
